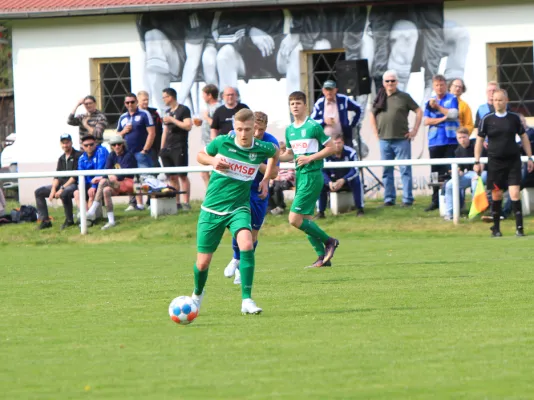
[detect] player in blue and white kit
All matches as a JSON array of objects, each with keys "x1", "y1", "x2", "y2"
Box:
[{"x1": 224, "y1": 111, "x2": 280, "y2": 284}]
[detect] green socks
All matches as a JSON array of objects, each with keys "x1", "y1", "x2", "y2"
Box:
[
  {"x1": 240, "y1": 250, "x2": 255, "y2": 300},
  {"x1": 307, "y1": 235, "x2": 325, "y2": 256},
  {"x1": 299, "y1": 219, "x2": 330, "y2": 243},
  {"x1": 193, "y1": 264, "x2": 208, "y2": 296}
]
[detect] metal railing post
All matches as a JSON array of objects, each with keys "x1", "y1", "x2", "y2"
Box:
[
  {"x1": 451, "y1": 163, "x2": 460, "y2": 225},
  {"x1": 79, "y1": 175, "x2": 87, "y2": 235}
]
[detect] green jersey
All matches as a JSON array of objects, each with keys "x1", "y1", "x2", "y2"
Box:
[
  {"x1": 202, "y1": 134, "x2": 277, "y2": 215},
  {"x1": 285, "y1": 117, "x2": 331, "y2": 173}
]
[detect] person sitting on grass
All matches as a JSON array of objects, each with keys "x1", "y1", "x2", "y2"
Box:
[
  {"x1": 443, "y1": 127, "x2": 487, "y2": 221},
  {"x1": 74, "y1": 134, "x2": 109, "y2": 222},
  {"x1": 86, "y1": 135, "x2": 137, "y2": 230}
]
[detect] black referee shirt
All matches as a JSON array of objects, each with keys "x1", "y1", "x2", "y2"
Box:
[{"x1": 478, "y1": 112, "x2": 524, "y2": 158}]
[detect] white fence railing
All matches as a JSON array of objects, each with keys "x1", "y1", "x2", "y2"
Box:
[{"x1": 1, "y1": 156, "x2": 527, "y2": 234}]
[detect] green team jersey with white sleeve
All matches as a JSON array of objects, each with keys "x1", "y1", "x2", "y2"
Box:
[
  {"x1": 285, "y1": 117, "x2": 331, "y2": 173},
  {"x1": 202, "y1": 134, "x2": 277, "y2": 215}
]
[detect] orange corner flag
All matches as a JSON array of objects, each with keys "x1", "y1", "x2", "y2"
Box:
[{"x1": 469, "y1": 177, "x2": 489, "y2": 219}]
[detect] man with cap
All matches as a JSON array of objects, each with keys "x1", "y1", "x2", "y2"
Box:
[
  {"x1": 74, "y1": 134, "x2": 110, "y2": 220},
  {"x1": 34, "y1": 134, "x2": 82, "y2": 230},
  {"x1": 86, "y1": 135, "x2": 138, "y2": 230},
  {"x1": 311, "y1": 80, "x2": 363, "y2": 145}
]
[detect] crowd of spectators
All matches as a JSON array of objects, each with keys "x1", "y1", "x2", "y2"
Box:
[{"x1": 15, "y1": 69, "x2": 534, "y2": 231}]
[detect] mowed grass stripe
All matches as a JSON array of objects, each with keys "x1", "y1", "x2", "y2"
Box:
[{"x1": 1, "y1": 201, "x2": 534, "y2": 399}]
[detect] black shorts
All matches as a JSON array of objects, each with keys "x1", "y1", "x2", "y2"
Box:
[
  {"x1": 486, "y1": 157, "x2": 522, "y2": 191},
  {"x1": 160, "y1": 146, "x2": 188, "y2": 176}
]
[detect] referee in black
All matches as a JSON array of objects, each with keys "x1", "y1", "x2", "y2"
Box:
[{"x1": 474, "y1": 89, "x2": 534, "y2": 237}]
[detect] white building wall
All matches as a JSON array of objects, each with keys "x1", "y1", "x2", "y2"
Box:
[{"x1": 10, "y1": 1, "x2": 534, "y2": 204}]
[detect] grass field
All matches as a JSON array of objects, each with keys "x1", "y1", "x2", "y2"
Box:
[{"x1": 1, "y1": 200, "x2": 534, "y2": 399}]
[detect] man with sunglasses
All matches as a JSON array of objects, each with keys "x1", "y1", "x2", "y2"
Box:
[
  {"x1": 369, "y1": 70, "x2": 422, "y2": 207},
  {"x1": 86, "y1": 135, "x2": 137, "y2": 230},
  {"x1": 74, "y1": 134, "x2": 109, "y2": 221},
  {"x1": 67, "y1": 96, "x2": 108, "y2": 144},
  {"x1": 117, "y1": 93, "x2": 156, "y2": 210},
  {"x1": 35, "y1": 134, "x2": 82, "y2": 230}
]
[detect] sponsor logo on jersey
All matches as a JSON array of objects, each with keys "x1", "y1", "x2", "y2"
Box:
[
  {"x1": 214, "y1": 154, "x2": 259, "y2": 181},
  {"x1": 228, "y1": 148, "x2": 237, "y2": 153},
  {"x1": 290, "y1": 139, "x2": 319, "y2": 155}
]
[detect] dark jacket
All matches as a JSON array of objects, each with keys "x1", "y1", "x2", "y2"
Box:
[
  {"x1": 105, "y1": 150, "x2": 138, "y2": 181},
  {"x1": 55, "y1": 150, "x2": 83, "y2": 186},
  {"x1": 311, "y1": 93, "x2": 363, "y2": 142}
]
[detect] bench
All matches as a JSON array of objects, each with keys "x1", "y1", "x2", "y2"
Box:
[
  {"x1": 88, "y1": 189, "x2": 184, "y2": 221},
  {"x1": 521, "y1": 188, "x2": 534, "y2": 216},
  {"x1": 428, "y1": 182, "x2": 446, "y2": 217},
  {"x1": 330, "y1": 191, "x2": 354, "y2": 215}
]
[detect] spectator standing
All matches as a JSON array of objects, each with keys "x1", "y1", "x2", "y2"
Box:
[
  {"x1": 67, "y1": 96, "x2": 108, "y2": 144},
  {"x1": 310, "y1": 80, "x2": 362, "y2": 145},
  {"x1": 449, "y1": 78, "x2": 474, "y2": 134},
  {"x1": 210, "y1": 87, "x2": 249, "y2": 139},
  {"x1": 520, "y1": 114, "x2": 534, "y2": 187},
  {"x1": 200, "y1": 84, "x2": 221, "y2": 187},
  {"x1": 117, "y1": 93, "x2": 155, "y2": 211},
  {"x1": 34, "y1": 134, "x2": 82, "y2": 230},
  {"x1": 160, "y1": 88, "x2": 193, "y2": 210},
  {"x1": 269, "y1": 141, "x2": 295, "y2": 215},
  {"x1": 137, "y1": 90, "x2": 163, "y2": 168},
  {"x1": 316, "y1": 134, "x2": 365, "y2": 219},
  {"x1": 423, "y1": 74, "x2": 460, "y2": 211},
  {"x1": 368, "y1": 70, "x2": 422, "y2": 207},
  {"x1": 86, "y1": 135, "x2": 138, "y2": 230},
  {"x1": 473, "y1": 81, "x2": 501, "y2": 140},
  {"x1": 474, "y1": 89, "x2": 534, "y2": 237},
  {"x1": 74, "y1": 134, "x2": 109, "y2": 220}
]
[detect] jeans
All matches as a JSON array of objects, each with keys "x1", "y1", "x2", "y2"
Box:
[
  {"x1": 318, "y1": 176, "x2": 364, "y2": 212},
  {"x1": 445, "y1": 171, "x2": 488, "y2": 217},
  {"x1": 380, "y1": 139, "x2": 413, "y2": 204},
  {"x1": 34, "y1": 184, "x2": 78, "y2": 221}
]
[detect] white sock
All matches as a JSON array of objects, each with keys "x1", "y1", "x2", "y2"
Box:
[
  {"x1": 107, "y1": 212, "x2": 115, "y2": 224},
  {"x1": 88, "y1": 201, "x2": 100, "y2": 216}
]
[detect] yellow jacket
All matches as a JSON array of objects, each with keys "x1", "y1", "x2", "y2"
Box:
[{"x1": 458, "y1": 98, "x2": 474, "y2": 134}]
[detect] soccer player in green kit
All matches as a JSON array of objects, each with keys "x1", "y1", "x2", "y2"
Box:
[
  {"x1": 192, "y1": 109, "x2": 279, "y2": 314},
  {"x1": 279, "y1": 91, "x2": 340, "y2": 268}
]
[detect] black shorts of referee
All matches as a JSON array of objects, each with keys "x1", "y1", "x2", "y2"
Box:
[
  {"x1": 486, "y1": 156, "x2": 522, "y2": 192},
  {"x1": 160, "y1": 145, "x2": 188, "y2": 177}
]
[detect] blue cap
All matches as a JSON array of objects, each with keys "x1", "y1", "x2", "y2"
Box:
[
  {"x1": 60, "y1": 134, "x2": 72, "y2": 142},
  {"x1": 323, "y1": 80, "x2": 337, "y2": 89}
]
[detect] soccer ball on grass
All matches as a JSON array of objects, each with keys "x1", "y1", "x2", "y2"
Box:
[{"x1": 168, "y1": 296, "x2": 198, "y2": 325}]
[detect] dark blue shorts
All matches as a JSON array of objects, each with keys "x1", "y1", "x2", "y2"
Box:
[{"x1": 250, "y1": 196, "x2": 268, "y2": 231}]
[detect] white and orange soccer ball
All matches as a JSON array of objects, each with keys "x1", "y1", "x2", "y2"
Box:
[{"x1": 168, "y1": 296, "x2": 199, "y2": 325}]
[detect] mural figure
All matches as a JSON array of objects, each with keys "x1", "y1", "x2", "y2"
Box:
[{"x1": 137, "y1": 4, "x2": 469, "y2": 117}]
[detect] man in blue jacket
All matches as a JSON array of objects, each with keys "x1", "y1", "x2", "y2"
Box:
[
  {"x1": 311, "y1": 80, "x2": 362, "y2": 146},
  {"x1": 423, "y1": 74, "x2": 459, "y2": 211},
  {"x1": 316, "y1": 133, "x2": 364, "y2": 219},
  {"x1": 74, "y1": 134, "x2": 109, "y2": 217}
]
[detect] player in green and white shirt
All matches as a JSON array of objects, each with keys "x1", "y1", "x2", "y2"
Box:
[
  {"x1": 192, "y1": 109, "x2": 279, "y2": 315},
  {"x1": 279, "y1": 91, "x2": 339, "y2": 268}
]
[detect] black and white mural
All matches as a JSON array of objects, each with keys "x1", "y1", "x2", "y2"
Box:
[{"x1": 137, "y1": 3, "x2": 469, "y2": 115}]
